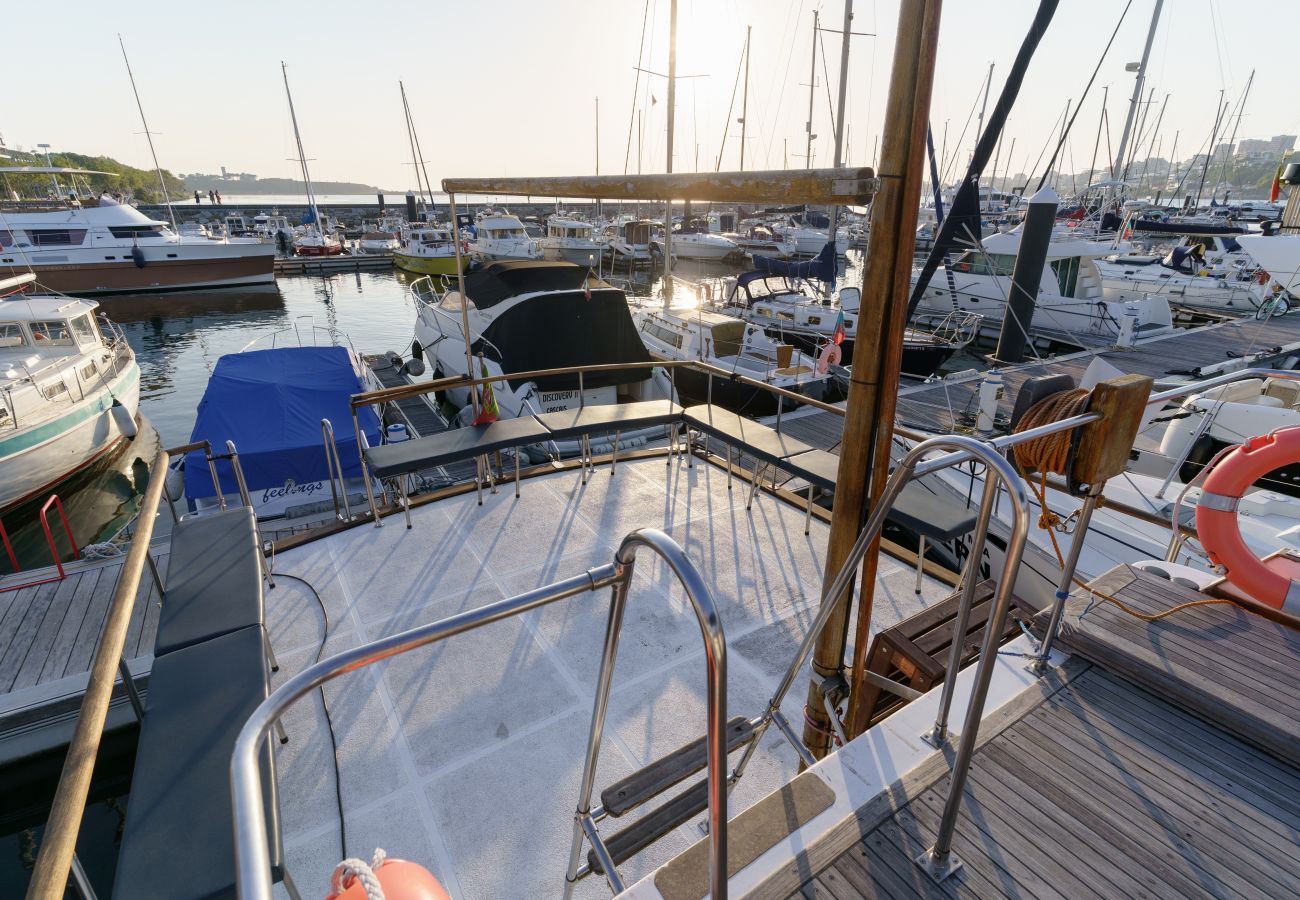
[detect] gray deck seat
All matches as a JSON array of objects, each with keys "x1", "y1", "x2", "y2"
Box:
[
  {"x1": 534, "y1": 399, "x2": 682, "y2": 439},
  {"x1": 683, "y1": 404, "x2": 815, "y2": 465},
  {"x1": 363, "y1": 415, "x2": 553, "y2": 479},
  {"x1": 155, "y1": 507, "x2": 265, "y2": 657},
  {"x1": 114, "y1": 625, "x2": 288, "y2": 900}
]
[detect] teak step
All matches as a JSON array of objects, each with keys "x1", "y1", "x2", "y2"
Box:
[
  {"x1": 601, "y1": 716, "x2": 755, "y2": 818},
  {"x1": 588, "y1": 780, "x2": 710, "y2": 876}
]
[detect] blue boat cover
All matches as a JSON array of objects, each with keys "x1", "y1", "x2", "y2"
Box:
[
  {"x1": 184, "y1": 346, "x2": 381, "y2": 500},
  {"x1": 749, "y1": 241, "x2": 837, "y2": 283}
]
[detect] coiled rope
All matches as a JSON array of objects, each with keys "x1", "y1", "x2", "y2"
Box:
[
  {"x1": 1011, "y1": 389, "x2": 1233, "y2": 622},
  {"x1": 330, "y1": 848, "x2": 388, "y2": 900}
]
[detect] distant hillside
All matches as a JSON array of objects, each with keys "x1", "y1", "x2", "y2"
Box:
[
  {"x1": 182, "y1": 173, "x2": 386, "y2": 195},
  {"x1": 2, "y1": 149, "x2": 185, "y2": 202}
]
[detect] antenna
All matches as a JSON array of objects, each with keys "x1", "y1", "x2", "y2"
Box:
[{"x1": 118, "y1": 35, "x2": 177, "y2": 230}]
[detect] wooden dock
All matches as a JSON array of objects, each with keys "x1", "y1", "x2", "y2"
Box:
[
  {"x1": 785, "y1": 564, "x2": 1300, "y2": 899},
  {"x1": 275, "y1": 252, "x2": 394, "y2": 275},
  {"x1": 0, "y1": 548, "x2": 165, "y2": 746},
  {"x1": 362, "y1": 354, "x2": 479, "y2": 485}
]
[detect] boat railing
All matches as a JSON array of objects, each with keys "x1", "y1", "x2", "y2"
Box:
[
  {"x1": 26, "y1": 434, "x2": 272, "y2": 896},
  {"x1": 0, "y1": 493, "x2": 79, "y2": 593},
  {"x1": 320, "y1": 417, "x2": 354, "y2": 522},
  {"x1": 237, "y1": 317, "x2": 355, "y2": 356},
  {"x1": 25, "y1": 448, "x2": 170, "y2": 898},
  {"x1": 231, "y1": 527, "x2": 731, "y2": 900}
]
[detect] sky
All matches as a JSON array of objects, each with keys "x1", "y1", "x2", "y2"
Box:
[{"x1": 3, "y1": 1, "x2": 1295, "y2": 191}]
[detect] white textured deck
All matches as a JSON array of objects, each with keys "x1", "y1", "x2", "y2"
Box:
[{"x1": 264, "y1": 456, "x2": 953, "y2": 899}]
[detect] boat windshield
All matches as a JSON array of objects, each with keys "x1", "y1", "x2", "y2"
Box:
[
  {"x1": 31, "y1": 320, "x2": 75, "y2": 346},
  {"x1": 0, "y1": 322, "x2": 28, "y2": 349},
  {"x1": 485, "y1": 228, "x2": 526, "y2": 238}
]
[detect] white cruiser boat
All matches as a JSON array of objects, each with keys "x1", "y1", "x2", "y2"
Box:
[
  {"x1": 777, "y1": 220, "x2": 849, "y2": 256},
  {"x1": 250, "y1": 213, "x2": 293, "y2": 244},
  {"x1": 604, "y1": 219, "x2": 655, "y2": 264},
  {"x1": 0, "y1": 277, "x2": 139, "y2": 512},
  {"x1": 393, "y1": 224, "x2": 464, "y2": 277},
  {"x1": 728, "y1": 225, "x2": 798, "y2": 259},
  {"x1": 540, "y1": 217, "x2": 609, "y2": 265},
  {"x1": 1096, "y1": 234, "x2": 1273, "y2": 314},
  {"x1": 414, "y1": 261, "x2": 671, "y2": 438},
  {"x1": 0, "y1": 188, "x2": 275, "y2": 294},
  {"x1": 471, "y1": 213, "x2": 543, "y2": 262},
  {"x1": 913, "y1": 228, "x2": 1176, "y2": 350},
  {"x1": 631, "y1": 302, "x2": 829, "y2": 414},
  {"x1": 653, "y1": 221, "x2": 739, "y2": 261}
]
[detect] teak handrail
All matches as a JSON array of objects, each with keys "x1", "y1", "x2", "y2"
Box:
[{"x1": 27, "y1": 448, "x2": 171, "y2": 899}]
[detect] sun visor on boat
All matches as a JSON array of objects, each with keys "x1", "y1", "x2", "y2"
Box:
[
  {"x1": 183, "y1": 346, "x2": 381, "y2": 499},
  {"x1": 748, "y1": 241, "x2": 838, "y2": 283},
  {"x1": 480, "y1": 289, "x2": 652, "y2": 392}
]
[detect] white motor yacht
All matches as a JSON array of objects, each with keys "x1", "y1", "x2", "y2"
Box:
[
  {"x1": 471, "y1": 213, "x2": 543, "y2": 262},
  {"x1": 0, "y1": 186, "x2": 275, "y2": 294},
  {"x1": 604, "y1": 219, "x2": 655, "y2": 264},
  {"x1": 0, "y1": 277, "x2": 139, "y2": 512},
  {"x1": 727, "y1": 225, "x2": 797, "y2": 259},
  {"x1": 540, "y1": 217, "x2": 609, "y2": 265},
  {"x1": 653, "y1": 220, "x2": 739, "y2": 261}
]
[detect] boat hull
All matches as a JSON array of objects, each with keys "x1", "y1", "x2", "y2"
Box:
[
  {"x1": 0, "y1": 362, "x2": 141, "y2": 512},
  {"x1": 294, "y1": 245, "x2": 344, "y2": 257},
  {"x1": 761, "y1": 328, "x2": 957, "y2": 376},
  {"x1": 3, "y1": 254, "x2": 274, "y2": 295},
  {"x1": 394, "y1": 252, "x2": 466, "y2": 276}
]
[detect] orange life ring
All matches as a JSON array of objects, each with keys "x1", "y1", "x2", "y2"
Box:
[
  {"x1": 1195, "y1": 426, "x2": 1300, "y2": 615},
  {"x1": 816, "y1": 342, "x2": 841, "y2": 374},
  {"x1": 328, "y1": 856, "x2": 450, "y2": 900}
]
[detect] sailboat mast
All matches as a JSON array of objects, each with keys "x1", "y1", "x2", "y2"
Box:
[
  {"x1": 1218, "y1": 69, "x2": 1254, "y2": 198},
  {"x1": 1111, "y1": 0, "x2": 1163, "y2": 185},
  {"x1": 829, "y1": 0, "x2": 855, "y2": 240},
  {"x1": 805, "y1": 10, "x2": 819, "y2": 168},
  {"x1": 281, "y1": 62, "x2": 322, "y2": 235},
  {"x1": 400, "y1": 81, "x2": 429, "y2": 209},
  {"x1": 740, "y1": 25, "x2": 751, "y2": 171},
  {"x1": 117, "y1": 35, "x2": 177, "y2": 231},
  {"x1": 664, "y1": 0, "x2": 677, "y2": 282}
]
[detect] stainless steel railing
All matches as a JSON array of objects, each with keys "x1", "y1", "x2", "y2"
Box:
[
  {"x1": 230, "y1": 527, "x2": 730, "y2": 900},
  {"x1": 320, "y1": 418, "x2": 353, "y2": 522}
]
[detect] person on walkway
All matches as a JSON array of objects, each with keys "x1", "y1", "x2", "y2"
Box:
[
  {"x1": 215, "y1": 190, "x2": 223, "y2": 205},
  {"x1": 194, "y1": 190, "x2": 201, "y2": 204}
]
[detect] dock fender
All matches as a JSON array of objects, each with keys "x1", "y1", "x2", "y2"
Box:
[
  {"x1": 131, "y1": 244, "x2": 146, "y2": 268},
  {"x1": 1196, "y1": 426, "x2": 1300, "y2": 614}
]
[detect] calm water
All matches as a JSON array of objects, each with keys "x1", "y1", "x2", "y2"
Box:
[{"x1": 4, "y1": 254, "x2": 907, "y2": 570}]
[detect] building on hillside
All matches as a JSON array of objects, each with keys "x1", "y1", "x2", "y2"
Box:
[{"x1": 1236, "y1": 135, "x2": 1297, "y2": 161}]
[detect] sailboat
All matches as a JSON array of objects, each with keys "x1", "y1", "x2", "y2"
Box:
[{"x1": 281, "y1": 62, "x2": 342, "y2": 257}]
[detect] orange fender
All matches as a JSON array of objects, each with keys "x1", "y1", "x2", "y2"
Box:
[{"x1": 327, "y1": 857, "x2": 451, "y2": 900}]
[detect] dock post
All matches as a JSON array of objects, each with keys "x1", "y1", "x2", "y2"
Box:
[{"x1": 993, "y1": 186, "x2": 1058, "y2": 365}]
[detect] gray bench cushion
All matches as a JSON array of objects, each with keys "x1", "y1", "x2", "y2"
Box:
[
  {"x1": 783, "y1": 449, "x2": 842, "y2": 488},
  {"x1": 535, "y1": 399, "x2": 682, "y2": 439},
  {"x1": 683, "y1": 404, "x2": 814, "y2": 464},
  {"x1": 363, "y1": 415, "x2": 553, "y2": 479},
  {"x1": 155, "y1": 507, "x2": 263, "y2": 657},
  {"x1": 115, "y1": 625, "x2": 282, "y2": 900}
]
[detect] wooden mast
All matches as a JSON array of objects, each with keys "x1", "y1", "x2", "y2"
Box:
[{"x1": 799, "y1": 0, "x2": 945, "y2": 755}]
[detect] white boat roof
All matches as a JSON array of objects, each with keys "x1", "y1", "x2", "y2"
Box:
[
  {"x1": 0, "y1": 293, "x2": 98, "y2": 320},
  {"x1": 478, "y1": 215, "x2": 526, "y2": 228},
  {"x1": 978, "y1": 227, "x2": 1115, "y2": 260},
  {"x1": 548, "y1": 218, "x2": 592, "y2": 228},
  {"x1": 0, "y1": 201, "x2": 166, "y2": 228},
  {"x1": 652, "y1": 307, "x2": 741, "y2": 326}
]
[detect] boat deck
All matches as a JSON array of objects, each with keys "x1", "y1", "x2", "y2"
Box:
[
  {"x1": 804, "y1": 312, "x2": 1300, "y2": 438},
  {"x1": 362, "y1": 353, "x2": 478, "y2": 486},
  {"x1": 265, "y1": 454, "x2": 957, "y2": 899},
  {"x1": 779, "y1": 565, "x2": 1300, "y2": 900}
]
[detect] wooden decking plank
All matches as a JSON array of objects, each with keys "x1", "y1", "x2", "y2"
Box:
[
  {"x1": 1004, "y1": 721, "x2": 1284, "y2": 899},
  {"x1": 125, "y1": 551, "x2": 166, "y2": 660},
  {"x1": 835, "y1": 838, "x2": 947, "y2": 900},
  {"x1": 1020, "y1": 702, "x2": 1300, "y2": 881},
  {"x1": 60, "y1": 563, "x2": 117, "y2": 678},
  {"x1": 1077, "y1": 672, "x2": 1300, "y2": 799},
  {"x1": 881, "y1": 808, "x2": 1020, "y2": 900},
  {"x1": 984, "y1": 737, "x2": 1235, "y2": 900},
  {"x1": 12, "y1": 575, "x2": 84, "y2": 690},
  {"x1": 0, "y1": 581, "x2": 62, "y2": 691},
  {"x1": 1054, "y1": 680, "x2": 1300, "y2": 830},
  {"x1": 964, "y1": 762, "x2": 1153, "y2": 900},
  {"x1": 903, "y1": 772, "x2": 1070, "y2": 900},
  {"x1": 0, "y1": 583, "x2": 41, "y2": 664},
  {"x1": 827, "y1": 846, "x2": 894, "y2": 900},
  {"x1": 38, "y1": 567, "x2": 102, "y2": 685}
]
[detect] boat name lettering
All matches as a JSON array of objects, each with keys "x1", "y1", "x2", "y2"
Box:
[{"x1": 261, "y1": 479, "x2": 325, "y2": 503}]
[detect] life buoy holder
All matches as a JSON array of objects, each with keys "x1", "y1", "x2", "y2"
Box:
[{"x1": 1195, "y1": 426, "x2": 1300, "y2": 615}]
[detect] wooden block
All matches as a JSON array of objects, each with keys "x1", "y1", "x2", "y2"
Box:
[{"x1": 1071, "y1": 374, "x2": 1154, "y2": 486}]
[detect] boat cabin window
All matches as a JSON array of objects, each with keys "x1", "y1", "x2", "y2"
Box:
[
  {"x1": 28, "y1": 229, "x2": 88, "y2": 247},
  {"x1": 109, "y1": 225, "x2": 168, "y2": 239},
  {"x1": 641, "y1": 320, "x2": 683, "y2": 349},
  {"x1": 484, "y1": 227, "x2": 526, "y2": 238},
  {"x1": 710, "y1": 321, "x2": 745, "y2": 357},
  {"x1": 807, "y1": 315, "x2": 822, "y2": 325},
  {"x1": 0, "y1": 323, "x2": 28, "y2": 348},
  {"x1": 31, "y1": 321, "x2": 75, "y2": 345},
  {"x1": 1050, "y1": 256, "x2": 1081, "y2": 297},
  {"x1": 43, "y1": 381, "x2": 69, "y2": 400},
  {"x1": 951, "y1": 251, "x2": 1015, "y2": 276},
  {"x1": 438, "y1": 291, "x2": 473, "y2": 312},
  {"x1": 0, "y1": 230, "x2": 13, "y2": 248},
  {"x1": 69, "y1": 314, "x2": 100, "y2": 346}
]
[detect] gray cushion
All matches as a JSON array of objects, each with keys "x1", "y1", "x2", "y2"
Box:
[
  {"x1": 683, "y1": 404, "x2": 815, "y2": 464},
  {"x1": 535, "y1": 399, "x2": 682, "y2": 439},
  {"x1": 155, "y1": 507, "x2": 263, "y2": 657},
  {"x1": 115, "y1": 625, "x2": 282, "y2": 899},
  {"x1": 364, "y1": 415, "x2": 553, "y2": 479}
]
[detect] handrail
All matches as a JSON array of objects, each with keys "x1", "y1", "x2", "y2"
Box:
[
  {"x1": 231, "y1": 528, "x2": 730, "y2": 900},
  {"x1": 0, "y1": 493, "x2": 80, "y2": 593},
  {"x1": 27, "y1": 448, "x2": 171, "y2": 899},
  {"x1": 320, "y1": 418, "x2": 353, "y2": 522}
]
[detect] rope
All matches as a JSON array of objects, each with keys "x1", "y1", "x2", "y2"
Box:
[
  {"x1": 331, "y1": 848, "x2": 388, "y2": 900},
  {"x1": 1011, "y1": 390, "x2": 1235, "y2": 622}
]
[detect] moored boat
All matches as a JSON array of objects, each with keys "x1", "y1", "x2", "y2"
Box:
[{"x1": 394, "y1": 224, "x2": 465, "y2": 276}]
